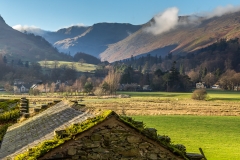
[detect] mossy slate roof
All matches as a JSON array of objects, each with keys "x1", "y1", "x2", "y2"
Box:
[{"x1": 0, "y1": 101, "x2": 95, "y2": 159}]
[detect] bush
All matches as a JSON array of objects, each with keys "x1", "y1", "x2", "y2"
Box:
[
  {"x1": 192, "y1": 89, "x2": 207, "y2": 100},
  {"x1": 0, "y1": 124, "x2": 10, "y2": 142},
  {"x1": 94, "y1": 87, "x2": 104, "y2": 96},
  {"x1": 0, "y1": 109, "x2": 20, "y2": 123}
]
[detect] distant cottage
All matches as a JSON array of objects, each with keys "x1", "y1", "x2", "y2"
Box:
[
  {"x1": 0, "y1": 101, "x2": 205, "y2": 160},
  {"x1": 13, "y1": 84, "x2": 31, "y2": 93},
  {"x1": 143, "y1": 85, "x2": 152, "y2": 91}
]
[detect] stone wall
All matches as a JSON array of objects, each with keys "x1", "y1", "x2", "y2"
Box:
[{"x1": 40, "y1": 118, "x2": 183, "y2": 160}]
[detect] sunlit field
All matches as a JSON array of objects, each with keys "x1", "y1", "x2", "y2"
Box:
[
  {"x1": 117, "y1": 89, "x2": 240, "y2": 101},
  {"x1": 38, "y1": 61, "x2": 96, "y2": 72},
  {"x1": 133, "y1": 115, "x2": 240, "y2": 160},
  {"x1": 1, "y1": 90, "x2": 240, "y2": 159}
]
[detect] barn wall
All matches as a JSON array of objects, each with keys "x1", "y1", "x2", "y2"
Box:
[{"x1": 40, "y1": 118, "x2": 183, "y2": 160}]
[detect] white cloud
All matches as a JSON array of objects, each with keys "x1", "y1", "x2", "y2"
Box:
[
  {"x1": 202, "y1": 5, "x2": 240, "y2": 18},
  {"x1": 145, "y1": 7, "x2": 179, "y2": 35},
  {"x1": 12, "y1": 25, "x2": 46, "y2": 35},
  {"x1": 60, "y1": 23, "x2": 87, "y2": 29}
]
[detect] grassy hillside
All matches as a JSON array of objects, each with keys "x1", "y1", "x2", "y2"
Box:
[{"x1": 38, "y1": 60, "x2": 96, "y2": 72}]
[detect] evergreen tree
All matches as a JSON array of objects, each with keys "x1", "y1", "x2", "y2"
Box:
[
  {"x1": 179, "y1": 64, "x2": 184, "y2": 75},
  {"x1": 84, "y1": 82, "x2": 93, "y2": 94},
  {"x1": 17, "y1": 59, "x2": 23, "y2": 66},
  {"x1": 25, "y1": 61, "x2": 29, "y2": 68},
  {"x1": 199, "y1": 67, "x2": 203, "y2": 81},
  {"x1": 155, "y1": 55, "x2": 158, "y2": 64},
  {"x1": 3, "y1": 56, "x2": 7, "y2": 64},
  {"x1": 158, "y1": 56, "x2": 162, "y2": 63},
  {"x1": 154, "y1": 69, "x2": 163, "y2": 77},
  {"x1": 168, "y1": 61, "x2": 180, "y2": 90}
]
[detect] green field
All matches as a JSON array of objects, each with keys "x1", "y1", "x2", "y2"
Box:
[
  {"x1": 38, "y1": 61, "x2": 96, "y2": 72},
  {"x1": 118, "y1": 89, "x2": 240, "y2": 101},
  {"x1": 133, "y1": 115, "x2": 240, "y2": 160}
]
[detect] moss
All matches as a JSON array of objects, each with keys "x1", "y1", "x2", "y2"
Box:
[
  {"x1": 14, "y1": 110, "x2": 113, "y2": 160},
  {"x1": 0, "y1": 124, "x2": 10, "y2": 142},
  {"x1": 0, "y1": 109, "x2": 20, "y2": 123},
  {"x1": 0, "y1": 99, "x2": 19, "y2": 111},
  {"x1": 120, "y1": 115, "x2": 189, "y2": 160},
  {"x1": 0, "y1": 100, "x2": 20, "y2": 147},
  {"x1": 15, "y1": 110, "x2": 188, "y2": 160}
]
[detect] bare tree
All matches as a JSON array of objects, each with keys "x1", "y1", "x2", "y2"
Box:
[
  {"x1": 43, "y1": 59, "x2": 48, "y2": 68},
  {"x1": 187, "y1": 70, "x2": 199, "y2": 83},
  {"x1": 36, "y1": 84, "x2": 44, "y2": 95},
  {"x1": 79, "y1": 59, "x2": 85, "y2": 66},
  {"x1": 70, "y1": 62, "x2": 76, "y2": 70},
  {"x1": 59, "y1": 83, "x2": 66, "y2": 95},
  {"x1": 50, "y1": 83, "x2": 56, "y2": 93},
  {"x1": 4, "y1": 82, "x2": 13, "y2": 92},
  {"x1": 104, "y1": 67, "x2": 121, "y2": 95},
  {"x1": 203, "y1": 73, "x2": 216, "y2": 87},
  {"x1": 44, "y1": 83, "x2": 49, "y2": 94},
  {"x1": 233, "y1": 73, "x2": 240, "y2": 91},
  {"x1": 53, "y1": 60, "x2": 59, "y2": 69},
  {"x1": 60, "y1": 64, "x2": 68, "y2": 70},
  {"x1": 218, "y1": 70, "x2": 236, "y2": 90}
]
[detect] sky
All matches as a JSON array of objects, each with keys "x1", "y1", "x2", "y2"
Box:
[{"x1": 1, "y1": 0, "x2": 240, "y2": 31}]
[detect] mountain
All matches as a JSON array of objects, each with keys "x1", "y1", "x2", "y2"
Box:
[
  {"x1": 0, "y1": 16, "x2": 67, "y2": 62},
  {"x1": 48, "y1": 23, "x2": 142, "y2": 57},
  {"x1": 43, "y1": 26, "x2": 90, "y2": 44},
  {"x1": 100, "y1": 11, "x2": 240, "y2": 62}
]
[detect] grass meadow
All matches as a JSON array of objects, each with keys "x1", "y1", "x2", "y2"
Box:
[
  {"x1": 1, "y1": 89, "x2": 240, "y2": 159},
  {"x1": 118, "y1": 90, "x2": 240, "y2": 159},
  {"x1": 118, "y1": 89, "x2": 240, "y2": 101},
  {"x1": 38, "y1": 60, "x2": 96, "y2": 72},
  {"x1": 133, "y1": 115, "x2": 240, "y2": 160}
]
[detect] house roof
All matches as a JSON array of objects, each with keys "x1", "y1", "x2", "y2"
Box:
[
  {"x1": 14, "y1": 84, "x2": 32, "y2": 89},
  {"x1": 0, "y1": 101, "x2": 96, "y2": 159},
  {"x1": 0, "y1": 101, "x2": 205, "y2": 160}
]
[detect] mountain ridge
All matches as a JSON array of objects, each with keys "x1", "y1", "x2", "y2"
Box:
[
  {"x1": 52, "y1": 23, "x2": 142, "y2": 57},
  {"x1": 10, "y1": 11, "x2": 240, "y2": 63},
  {"x1": 100, "y1": 11, "x2": 240, "y2": 62},
  {"x1": 0, "y1": 16, "x2": 68, "y2": 62}
]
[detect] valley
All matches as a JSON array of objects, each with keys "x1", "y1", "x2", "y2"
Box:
[{"x1": 1, "y1": 3, "x2": 240, "y2": 159}]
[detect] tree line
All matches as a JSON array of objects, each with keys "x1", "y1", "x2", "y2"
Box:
[
  {"x1": 113, "y1": 38, "x2": 240, "y2": 91},
  {"x1": 1, "y1": 38, "x2": 240, "y2": 93}
]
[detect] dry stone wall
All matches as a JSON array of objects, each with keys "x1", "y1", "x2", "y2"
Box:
[{"x1": 41, "y1": 120, "x2": 183, "y2": 160}]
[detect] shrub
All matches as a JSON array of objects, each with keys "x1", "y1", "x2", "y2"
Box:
[
  {"x1": 192, "y1": 89, "x2": 207, "y2": 100},
  {"x1": 94, "y1": 87, "x2": 104, "y2": 96},
  {"x1": 0, "y1": 124, "x2": 10, "y2": 142},
  {"x1": 0, "y1": 109, "x2": 20, "y2": 123}
]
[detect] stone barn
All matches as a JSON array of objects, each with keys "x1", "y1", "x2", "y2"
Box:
[{"x1": 0, "y1": 101, "x2": 205, "y2": 160}]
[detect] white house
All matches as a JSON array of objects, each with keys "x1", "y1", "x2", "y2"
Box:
[
  {"x1": 211, "y1": 84, "x2": 220, "y2": 89},
  {"x1": 142, "y1": 85, "x2": 152, "y2": 91},
  {"x1": 14, "y1": 84, "x2": 30, "y2": 93}
]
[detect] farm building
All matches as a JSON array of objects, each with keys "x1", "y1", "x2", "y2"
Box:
[
  {"x1": 0, "y1": 100, "x2": 205, "y2": 160},
  {"x1": 143, "y1": 85, "x2": 152, "y2": 91},
  {"x1": 13, "y1": 84, "x2": 31, "y2": 93},
  {"x1": 211, "y1": 84, "x2": 220, "y2": 89}
]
